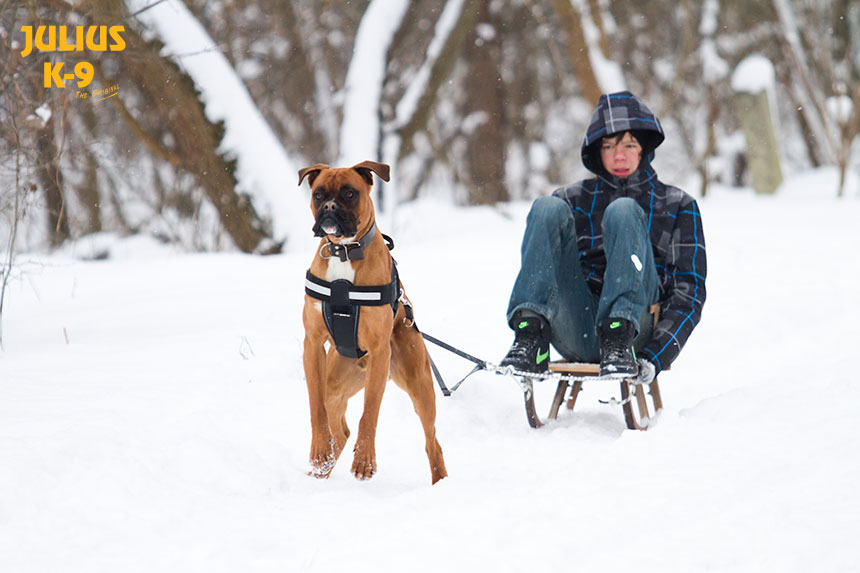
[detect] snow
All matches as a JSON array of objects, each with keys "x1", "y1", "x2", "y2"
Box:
[
  {"x1": 699, "y1": 0, "x2": 728, "y2": 85},
  {"x1": 2, "y1": 174, "x2": 860, "y2": 572},
  {"x1": 826, "y1": 95, "x2": 853, "y2": 124},
  {"x1": 337, "y1": 0, "x2": 410, "y2": 166},
  {"x1": 577, "y1": 0, "x2": 626, "y2": 93},
  {"x1": 31, "y1": 103, "x2": 52, "y2": 125},
  {"x1": 730, "y1": 54, "x2": 775, "y2": 94},
  {"x1": 700, "y1": 40, "x2": 729, "y2": 84},
  {"x1": 699, "y1": 0, "x2": 719, "y2": 36}
]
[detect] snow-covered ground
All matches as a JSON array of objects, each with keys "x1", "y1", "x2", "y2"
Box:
[{"x1": 1, "y1": 170, "x2": 859, "y2": 572}]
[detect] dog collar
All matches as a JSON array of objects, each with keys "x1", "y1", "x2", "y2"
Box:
[
  {"x1": 320, "y1": 222, "x2": 395, "y2": 262},
  {"x1": 320, "y1": 222, "x2": 377, "y2": 262}
]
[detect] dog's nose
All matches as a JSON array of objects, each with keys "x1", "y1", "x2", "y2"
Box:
[{"x1": 322, "y1": 200, "x2": 337, "y2": 212}]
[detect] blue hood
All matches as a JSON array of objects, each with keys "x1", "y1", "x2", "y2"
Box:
[{"x1": 581, "y1": 91, "x2": 665, "y2": 176}]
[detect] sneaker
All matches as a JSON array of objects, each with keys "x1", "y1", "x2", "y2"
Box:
[
  {"x1": 598, "y1": 318, "x2": 638, "y2": 378},
  {"x1": 500, "y1": 315, "x2": 551, "y2": 374}
]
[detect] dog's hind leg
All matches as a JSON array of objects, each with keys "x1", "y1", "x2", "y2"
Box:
[{"x1": 390, "y1": 321, "x2": 448, "y2": 484}]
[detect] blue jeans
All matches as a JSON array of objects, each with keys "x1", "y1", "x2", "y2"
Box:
[{"x1": 507, "y1": 196, "x2": 659, "y2": 362}]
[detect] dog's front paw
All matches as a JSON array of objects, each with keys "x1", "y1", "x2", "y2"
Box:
[
  {"x1": 308, "y1": 456, "x2": 336, "y2": 479},
  {"x1": 351, "y1": 444, "x2": 376, "y2": 481},
  {"x1": 308, "y1": 440, "x2": 337, "y2": 478}
]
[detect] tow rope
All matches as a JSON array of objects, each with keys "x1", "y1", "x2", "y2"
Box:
[
  {"x1": 420, "y1": 332, "x2": 488, "y2": 396},
  {"x1": 420, "y1": 332, "x2": 650, "y2": 397}
]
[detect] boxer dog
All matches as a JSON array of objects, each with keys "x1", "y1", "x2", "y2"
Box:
[{"x1": 298, "y1": 160, "x2": 447, "y2": 484}]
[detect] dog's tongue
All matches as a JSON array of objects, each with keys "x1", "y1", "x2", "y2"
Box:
[
  {"x1": 313, "y1": 213, "x2": 343, "y2": 237},
  {"x1": 322, "y1": 222, "x2": 339, "y2": 235}
]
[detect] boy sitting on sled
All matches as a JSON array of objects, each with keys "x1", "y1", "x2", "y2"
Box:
[{"x1": 501, "y1": 92, "x2": 707, "y2": 383}]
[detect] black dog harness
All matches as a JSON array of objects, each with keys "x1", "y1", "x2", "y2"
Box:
[{"x1": 304, "y1": 228, "x2": 413, "y2": 359}]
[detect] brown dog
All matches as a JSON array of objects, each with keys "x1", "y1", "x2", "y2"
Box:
[{"x1": 298, "y1": 160, "x2": 447, "y2": 484}]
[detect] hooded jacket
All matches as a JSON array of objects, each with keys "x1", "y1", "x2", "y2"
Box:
[{"x1": 553, "y1": 92, "x2": 706, "y2": 374}]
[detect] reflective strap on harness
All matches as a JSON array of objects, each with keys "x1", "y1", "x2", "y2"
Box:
[
  {"x1": 305, "y1": 268, "x2": 400, "y2": 359},
  {"x1": 305, "y1": 270, "x2": 398, "y2": 308},
  {"x1": 304, "y1": 278, "x2": 386, "y2": 303}
]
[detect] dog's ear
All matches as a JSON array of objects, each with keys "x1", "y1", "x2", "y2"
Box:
[
  {"x1": 351, "y1": 161, "x2": 390, "y2": 186},
  {"x1": 298, "y1": 164, "x2": 330, "y2": 187}
]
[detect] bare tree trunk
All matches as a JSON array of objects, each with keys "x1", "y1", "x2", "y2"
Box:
[
  {"x1": 91, "y1": 1, "x2": 274, "y2": 253},
  {"x1": 834, "y1": 5, "x2": 860, "y2": 198},
  {"x1": 77, "y1": 103, "x2": 102, "y2": 234},
  {"x1": 660, "y1": 0, "x2": 697, "y2": 117},
  {"x1": 552, "y1": 0, "x2": 602, "y2": 104},
  {"x1": 781, "y1": 77, "x2": 824, "y2": 168},
  {"x1": 836, "y1": 81, "x2": 860, "y2": 198},
  {"x1": 587, "y1": 0, "x2": 610, "y2": 58},
  {"x1": 734, "y1": 88, "x2": 783, "y2": 195},
  {"x1": 36, "y1": 112, "x2": 70, "y2": 247},
  {"x1": 699, "y1": 87, "x2": 719, "y2": 198},
  {"x1": 771, "y1": 0, "x2": 838, "y2": 164},
  {"x1": 462, "y1": 0, "x2": 508, "y2": 204},
  {"x1": 396, "y1": 0, "x2": 482, "y2": 160},
  {"x1": 292, "y1": 0, "x2": 343, "y2": 161},
  {"x1": 378, "y1": 0, "x2": 442, "y2": 159},
  {"x1": 0, "y1": 121, "x2": 25, "y2": 350}
]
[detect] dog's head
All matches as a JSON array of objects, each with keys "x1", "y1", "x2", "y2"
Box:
[{"x1": 298, "y1": 161, "x2": 391, "y2": 239}]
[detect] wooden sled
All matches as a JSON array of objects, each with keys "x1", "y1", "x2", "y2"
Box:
[{"x1": 522, "y1": 304, "x2": 664, "y2": 431}]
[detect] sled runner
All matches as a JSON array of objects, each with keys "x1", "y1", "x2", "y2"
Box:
[
  {"x1": 422, "y1": 304, "x2": 664, "y2": 431},
  {"x1": 517, "y1": 361, "x2": 663, "y2": 430}
]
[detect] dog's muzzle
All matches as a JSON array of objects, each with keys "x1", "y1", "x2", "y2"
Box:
[{"x1": 312, "y1": 205, "x2": 356, "y2": 238}]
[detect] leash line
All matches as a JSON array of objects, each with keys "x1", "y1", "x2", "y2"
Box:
[
  {"x1": 421, "y1": 332, "x2": 488, "y2": 369},
  {"x1": 420, "y1": 332, "x2": 492, "y2": 396},
  {"x1": 426, "y1": 354, "x2": 451, "y2": 397}
]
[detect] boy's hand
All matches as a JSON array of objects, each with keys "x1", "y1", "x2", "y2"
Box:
[{"x1": 635, "y1": 358, "x2": 656, "y2": 385}]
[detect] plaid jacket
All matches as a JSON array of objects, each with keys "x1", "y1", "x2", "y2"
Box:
[{"x1": 553, "y1": 92, "x2": 707, "y2": 374}]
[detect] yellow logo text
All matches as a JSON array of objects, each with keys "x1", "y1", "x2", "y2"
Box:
[{"x1": 19, "y1": 25, "x2": 126, "y2": 91}]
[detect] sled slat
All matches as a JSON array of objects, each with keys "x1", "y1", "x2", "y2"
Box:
[{"x1": 548, "y1": 362, "x2": 600, "y2": 375}]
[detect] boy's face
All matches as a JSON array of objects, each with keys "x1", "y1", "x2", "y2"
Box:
[{"x1": 600, "y1": 132, "x2": 642, "y2": 178}]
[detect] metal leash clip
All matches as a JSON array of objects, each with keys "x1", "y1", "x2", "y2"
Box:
[{"x1": 399, "y1": 288, "x2": 415, "y2": 327}]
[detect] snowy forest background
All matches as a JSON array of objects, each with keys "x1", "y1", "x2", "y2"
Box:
[{"x1": 1, "y1": 0, "x2": 859, "y2": 258}]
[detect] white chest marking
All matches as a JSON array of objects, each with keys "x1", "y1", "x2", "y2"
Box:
[{"x1": 324, "y1": 257, "x2": 355, "y2": 283}]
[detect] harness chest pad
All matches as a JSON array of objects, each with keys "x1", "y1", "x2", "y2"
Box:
[
  {"x1": 305, "y1": 269, "x2": 400, "y2": 359},
  {"x1": 323, "y1": 279, "x2": 362, "y2": 359}
]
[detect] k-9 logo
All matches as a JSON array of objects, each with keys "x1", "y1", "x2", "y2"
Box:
[{"x1": 19, "y1": 25, "x2": 126, "y2": 89}]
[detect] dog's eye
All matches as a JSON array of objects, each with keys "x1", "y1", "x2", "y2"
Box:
[
  {"x1": 312, "y1": 191, "x2": 325, "y2": 202},
  {"x1": 343, "y1": 190, "x2": 356, "y2": 201}
]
